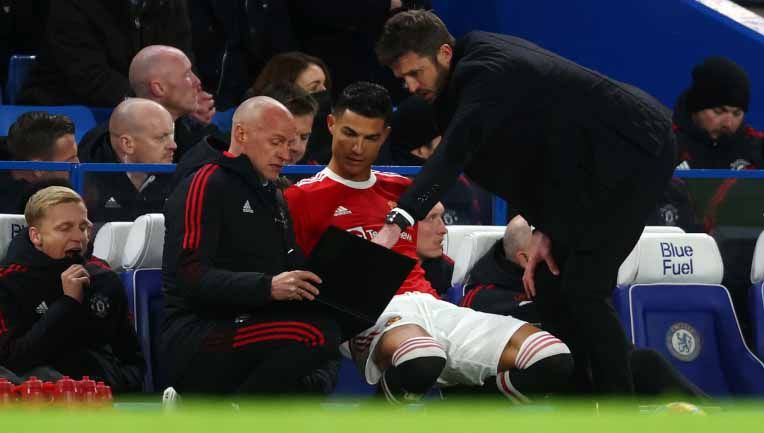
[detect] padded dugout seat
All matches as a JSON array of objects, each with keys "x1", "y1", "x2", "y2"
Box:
[{"x1": 614, "y1": 232, "x2": 764, "y2": 396}]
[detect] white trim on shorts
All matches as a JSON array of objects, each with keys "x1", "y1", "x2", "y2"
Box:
[{"x1": 360, "y1": 292, "x2": 527, "y2": 386}]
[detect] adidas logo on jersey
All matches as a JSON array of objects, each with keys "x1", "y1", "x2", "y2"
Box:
[
  {"x1": 242, "y1": 200, "x2": 254, "y2": 214},
  {"x1": 35, "y1": 301, "x2": 48, "y2": 315},
  {"x1": 333, "y1": 206, "x2": 352, "y2": 217},
  {"x1": 105, "y1": 197, "x2": 121, "y2": 209}
]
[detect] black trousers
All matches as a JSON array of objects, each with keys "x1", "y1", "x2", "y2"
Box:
[
  {"x1": 173, "y1": 310, "x2": 341, "y2": 395},
  {"x1": 531, "y1": 133, "x2": 677, "y2": 395}
]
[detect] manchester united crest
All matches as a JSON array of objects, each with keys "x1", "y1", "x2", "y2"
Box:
[{"x1": 89, "y1": 293, "x2": 111, "y2": 319}]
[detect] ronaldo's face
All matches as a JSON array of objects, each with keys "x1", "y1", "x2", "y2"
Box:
[{"x1": 327, "y1": 110, "x2": 390, "y2": 181}]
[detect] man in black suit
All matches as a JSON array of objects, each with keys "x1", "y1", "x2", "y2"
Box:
[{"x1": 374, "y1": 10, "x2": 677, "y2": 394}]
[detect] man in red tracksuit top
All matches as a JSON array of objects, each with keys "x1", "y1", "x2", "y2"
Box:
[{"x1": 285, "y1": 82, "x2": 573, "y2": 403}]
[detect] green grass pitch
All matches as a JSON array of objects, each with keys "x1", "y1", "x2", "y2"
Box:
[{"x1": 1, "y1": 399, "x2": 763, "y2": 433}]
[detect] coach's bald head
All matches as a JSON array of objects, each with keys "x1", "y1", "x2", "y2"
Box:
[{"x1": 229, "y1": 97, "x2": 296, "y2": 181}]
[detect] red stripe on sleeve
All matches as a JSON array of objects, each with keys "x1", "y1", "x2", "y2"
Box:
[
  {"x1": 182, "y1": 165, "x2": 210, "y2": 248},
  {"x1": 0, "y1": 310, "x2": 8, "y2": 335},
  {"x1": 183, "y1": 164, "x2": 220, "y2": 250}
]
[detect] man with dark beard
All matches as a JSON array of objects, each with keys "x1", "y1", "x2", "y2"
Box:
[
  {"x1": 674, "y1": 57, "x2": 763, "y2": 170},
  {"x1": 374, "y1": 10, "x2": 677, "y2": 395}
]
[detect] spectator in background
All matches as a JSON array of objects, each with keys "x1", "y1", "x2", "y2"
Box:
[
  {"x1": 416, "y1": 202, "x2": 453, "y2": 296},
  {"x1": 249, "y1": 52, "x2": 334, "y2": 165},
  {"x1": 259, "y1": 83, "x2": 319, "y2": 165},
  {"x1": 250, "y1": 52, "x2": 332, "y2": 96},
  {"x1": 175, "y1": 83, "x2": 319, "y2": 191},
  {"x1": 78, "y1": 98, "x2": 176, "y2": 223},
  {"x1": 389, "y1": 95, "x2": 440, "y2": 166},
  {"x1": 389, "y1": 95, "x2": 491, "y2": 225},
  {"x1": 0, "y1": 0, "x2": 51, "y2": 87},
  {"x1": 188, "y1": 0, "x2": 297, "y2": 111},
  {"x1": 79, "y1": 45, "x2": 222, "y2": 165},
  {"x1": 288, "y1": 0, "x2": 431, "y2": 105},
  {"x1": 674, "y1": 57, "x2": 763, "y2": 170},
  {"x1": 0, "y1": 186, "x2": 144, "y2": 392},
  {"x1": 0, "y1": 112, "x2": 78, "y2": 213},
  {"x1": 129, "y1": 45, "x2": 221, "y2": 161},
  {"x1": 18, "y1": 0, "x2": 192, "y2": 107}
]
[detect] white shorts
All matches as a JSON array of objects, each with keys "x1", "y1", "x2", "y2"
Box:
[{"x1": 347, "y1": 292, "x2": 527, "y2": 387}]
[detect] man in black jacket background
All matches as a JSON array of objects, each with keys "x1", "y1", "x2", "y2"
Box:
[
  {"x1": 79, "y1": 45, "x2": 224, "y2": 164},
  {"x1": 674, "y1": 56, "x2": 763, "y2": 171},
  {"x1": 0, "y1": 186, "x2": 143, "y2": 392},
  {"x1": 374, "y1": 10, "x2": 677, "y2": 394},
  {"x1": 19, "y1": 0, "x2": 192, "y2": 107},
  {"x1": 672, "y1": 57, "x2": 764, "y2": 343},
  {"x1": 78, "y1": 98, "x2": 176, "y2": 224},
  {"x1": 162, "y1": 96, "x2": 340, "y2": 395}
]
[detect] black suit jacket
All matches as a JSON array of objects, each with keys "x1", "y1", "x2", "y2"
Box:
[{"x1": 399, "y1": 32, "x2": 675, "y2": 245}]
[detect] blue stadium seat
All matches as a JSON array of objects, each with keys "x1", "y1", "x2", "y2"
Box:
[
  {"x1": 132, "y1": 268, "x2": 166, "y2": 392},
  {"x1": 614, "y1": 226, "x2": 687, "y2": 331},
  {"x1": 120, "y1": 214, "x2": 166, "y2": 392},
  {"x1": 750, "y1": 283, "x2": 764, "y2": 360},
  {"x1": 749, "y1": 230, "x2": 764, "y2": 359},
  {"x1": 93, "y1": 221, "x2": 133, "y2": 272},
  {"x1": 331, "y1": 357, "x2": 375, "y2": 397},
  {"x1": 211, "y1": 108, "x2": 235, "y2": 132},
  {"x1": 0, "y1": 105, "x2": 97, "y2": 142},
  {"x1": 614, "y1": 232, "x2": 764, "y2": 396},
  {"x1": 4, "y1": 55, "x2": 36, "y2": 105}
]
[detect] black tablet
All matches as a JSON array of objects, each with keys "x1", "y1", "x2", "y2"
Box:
[{"x1": 304, "y1": 226, "x2": 416, "y2": 338}]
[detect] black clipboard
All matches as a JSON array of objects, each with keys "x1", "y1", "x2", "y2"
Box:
[{"x1": 304, "y1": 226, "x2": 416, "y2": 339}]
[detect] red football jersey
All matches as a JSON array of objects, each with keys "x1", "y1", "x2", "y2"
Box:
[{"x1": 285, "y1": 168, "x2": 439, "y2": 298}]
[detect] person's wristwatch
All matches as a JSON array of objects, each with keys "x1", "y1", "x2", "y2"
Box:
[{"x1": 385, "y1": 207, "x2": 415, "y2": 230}]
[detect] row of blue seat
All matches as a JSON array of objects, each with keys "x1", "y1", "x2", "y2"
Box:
[
  {"x1": 120, "y1": 244, "x2": 764, "y2": 396},
  {"x1": 3, "y1": 54, "x2": 35, "y2": 105},
  {"x1": 1, "y1": 54, "x2": 235, "y2": 138},
  {"x1": 0, "y1": 105, "x2": 235, "y2": 142},
  {"x1": 123, "y1": 273, "x2": 764, "y2": 396}
]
